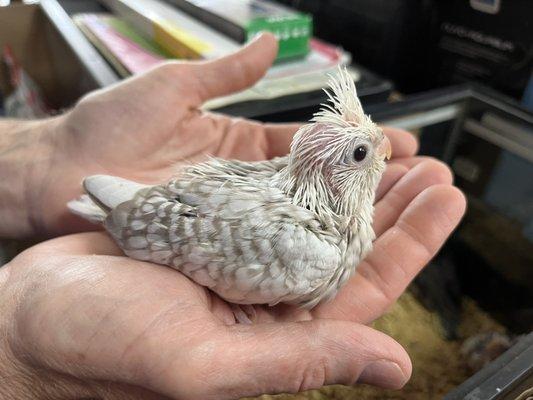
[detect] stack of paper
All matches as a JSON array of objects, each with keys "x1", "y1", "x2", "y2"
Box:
[
  {"x1": 75, "y1": 0, "x2": 355, "y2": 109},
  {"x1": 74, "y1": 14, "x2": 168, "y2": 77},
  {"x1": 100, "y1": 0, "x2": 239, "y2": 59}
]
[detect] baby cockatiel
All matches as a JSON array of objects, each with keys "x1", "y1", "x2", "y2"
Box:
[{"x1": 69, "y1": 68, "x2": 392, "y2": 323}]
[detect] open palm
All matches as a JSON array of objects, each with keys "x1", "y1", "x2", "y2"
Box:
[
  {"x1": 3, "y1": 34, "x2": 465, "y2": 399},
  {"x1": 35, "y1": 34, "x2": 297, "y2": 236}
]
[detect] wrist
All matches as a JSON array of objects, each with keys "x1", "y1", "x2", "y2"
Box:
[{"x1": 0, "y1": 117, "x2": 65, "y2": 239}]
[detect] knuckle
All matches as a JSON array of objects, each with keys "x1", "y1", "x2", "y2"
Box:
[
  {"x1": 147, "y1": 62, "x2": 192, "y2": 94},
  {"x1": 407, "y1": 131, "x2": 420, "y2": 152},
  {"x1": 294, "y1": 356, "x2": 329, "y2": 392},
  {"x1": 420, "y1": 158, "x2": 454, "y2": 185}
]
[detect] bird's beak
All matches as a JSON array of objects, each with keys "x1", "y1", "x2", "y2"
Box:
[{"x1": 377, "y1": 136, "x2": 392, "y2": 160}]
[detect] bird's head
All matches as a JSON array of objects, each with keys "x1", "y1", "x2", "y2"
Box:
[{"x1": 280, "y1": 68, "x2": 391, "y2": 227}]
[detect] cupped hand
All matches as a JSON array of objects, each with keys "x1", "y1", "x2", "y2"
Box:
[
  {"x1": 1, "y1": 131, "x2": 465, "y2": 400},
  {"x1": 30, "y1": 33, "x2": 297, "y2": 237}
]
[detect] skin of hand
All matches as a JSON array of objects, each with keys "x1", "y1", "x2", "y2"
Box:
[{"x1": 0, "y1": 33, "x2": 467, "y2": 398}]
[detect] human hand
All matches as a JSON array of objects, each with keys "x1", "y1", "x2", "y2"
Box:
[
  {"x1": 11, "y1": 33, "x2": 296, "y2": 238},
  {"x1": 0, "y1": 137, "x2": 465, "y2": 399}
]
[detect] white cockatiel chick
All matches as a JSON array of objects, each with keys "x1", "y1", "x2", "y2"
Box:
[{"x1": 69, "y1": 67, "x2": 392, "y2": 323}]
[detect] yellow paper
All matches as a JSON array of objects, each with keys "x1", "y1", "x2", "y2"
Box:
[{"x1": 153, "y1": 18, "x2": 212, "y2": 59}]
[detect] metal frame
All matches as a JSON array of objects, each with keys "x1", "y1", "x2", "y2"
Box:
[{"x1": 445, "y1": 333, "x2": 533, "y2": 400}]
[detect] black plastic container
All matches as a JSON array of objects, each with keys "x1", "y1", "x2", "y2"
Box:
[
  {"x1": 277, "y1": 0, "x2": 440, "y2": 93},
  {"x1": 432, "y1": 0, "x2": 533, "y2": 100},
  {"x1": 280, "y1": 0, "x2": 533, "y2": 100}
]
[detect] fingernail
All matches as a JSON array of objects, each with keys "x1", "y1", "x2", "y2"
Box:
[{"x1": 358, "y1": 360, "x2": 408, "y2": 389}]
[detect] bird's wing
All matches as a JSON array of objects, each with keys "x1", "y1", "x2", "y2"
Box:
[{"x1": 105, "y1": 177, "x2": 342, "y2": 307}]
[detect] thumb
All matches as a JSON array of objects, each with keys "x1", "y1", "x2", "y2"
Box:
[
  {"x1": 183, "y1": 32, "x2": 278, "y2": 105},
  {"x1": 207, "y1": 320, "x2": 412, "y2": 399}
]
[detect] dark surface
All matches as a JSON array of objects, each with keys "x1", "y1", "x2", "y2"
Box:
[
  {"x1": 56, "y1": 0, "x2": 109, "y2": 14},
  {"x1": 408, "y1": 84, "x2": 533, "y2": 337},
  {"x1": 277, "y1": 0, "x2": 440, "y2": 94},
  {"x1": 280, "y1": 0, "x2": 533, "y2": 100},
  {"x1": 411, "y1": 250, "x2": 462, "y2": 340},
  {"x1": 444, "y1": 333, "x2": 533, "y2": 400},
  {"x1": 433, "y1": 0, "x2": 533, "y2": 99},
  {"x1": 407, "y1": 84, "x2": 533, "y2": 398},
  {"x1": 166, "y1": 0, "x2": 247, "y2": 42},
  {"x1": 216, "y1": 65, "x2": 393, "y2": 122}
]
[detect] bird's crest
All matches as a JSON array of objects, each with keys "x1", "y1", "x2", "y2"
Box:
[{"x1": 312, "y1": 67, "x2": 372, "y2": 128}]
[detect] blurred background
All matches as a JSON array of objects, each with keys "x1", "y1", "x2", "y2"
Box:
[{"x1": 0, "y1": 1, "x2": 532, "y2": 399}]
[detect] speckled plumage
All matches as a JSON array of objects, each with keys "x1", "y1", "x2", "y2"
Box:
[{"x1": 69, "y1": 68, "x2": 390, "y2": 314}]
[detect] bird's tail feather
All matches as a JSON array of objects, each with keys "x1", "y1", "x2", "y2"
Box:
[
  {"x1": 68, "y1": 194, "x2": 107, "y2": 223},
  {"x1": 68, "y1": 175, "x2": 149, "y2": 223}
]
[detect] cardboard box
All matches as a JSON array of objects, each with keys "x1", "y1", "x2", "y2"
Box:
[{"x1": 0, "y1": 1, "x2": 118, "y2": 109}]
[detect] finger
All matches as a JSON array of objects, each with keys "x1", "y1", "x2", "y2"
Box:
[
  {"x1": 374, "y1": 163, "x2": 409, "y2": 202},
  {"x1": 316, "y1": 184, "x2": 466, "y2": 324},
  {"x1": 381, "y1": 127, "x2": 418, "y2": 158},
  {"x1": 356, "y1": 185, "x2": 466, "y2": 321},
  {"x1": 198, "y1": 320, "x2": 411, "y2": 399},
  {"x1": 386, "y1": 155, "x2": 429, "y2": 171},
  {"x1": 374, "y1": 159, "x2": 453, "y2": 237},
  {"x1": 391, "y1": 155, "x2": 436, "y2": 169},
  {"x1": 263, "y1": 122, "x2": 302, "y2": 158},
  {"x1": 188, "y1": 32, "x2": 278, "y2": 104}
]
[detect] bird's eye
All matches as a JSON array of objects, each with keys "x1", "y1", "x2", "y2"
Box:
[{"x1": 353, "y1": 146, "x2": 367, "y2": 162}]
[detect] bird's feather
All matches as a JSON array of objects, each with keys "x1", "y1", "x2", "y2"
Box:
[
  {"x1": 88, "y1": 174, "x2": 344, "y2": 307},
  {"x1": 68, "y1": 67, "x2": 386, "y2": 314}
]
